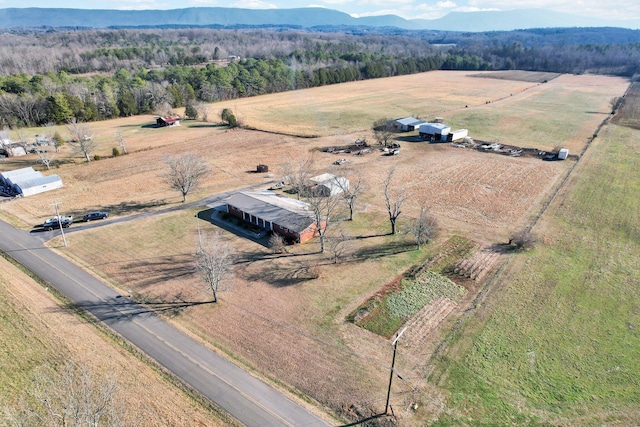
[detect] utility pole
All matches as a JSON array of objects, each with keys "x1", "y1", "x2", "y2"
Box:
[
  {"x1": 385, "y1": 326, "x2": 407, "y2": 415},
  {"x1": 52, "y1": 200, "x2": 67, "y2": 247}
]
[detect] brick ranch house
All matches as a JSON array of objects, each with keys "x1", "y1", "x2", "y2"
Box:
[{"x1": 225, "y1": 191, "x2": 325, "y2": 243}]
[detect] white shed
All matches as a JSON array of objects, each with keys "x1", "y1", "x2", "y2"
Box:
[
  {"x1": 1, "y1": 167, "x2": 36, "y2": 186},
  {"x1": 419, "y1": 123, "x2": 451, "y2": 142},
  {"x1": 558, "y1": 148, "x2": 569, "y2": 160},
  {"x1": 392, "y1": 117, "x2": 425, "y2": 132},
  {"x1": 309, "y1": 173, "x2": 349, "y2": 197},
  {"x1": 12, "y1": 174, "x2": 63, "y2": 197},
  {"x1": 447, "y1": 129, "x2": 469, "y2": 142}
]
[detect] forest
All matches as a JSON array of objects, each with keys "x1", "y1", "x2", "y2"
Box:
[{"x1": 1, "y1": 26, "x2": 640, "y2": 129}]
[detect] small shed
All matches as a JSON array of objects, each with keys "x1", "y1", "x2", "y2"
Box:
[
  {"x1": 419, "y1": 123, "x2": 451, "y2": 142},
  {"x1": 392, "y1": 117, "x2": 425, "y2": 132},
  {"x1": 309, "y1": 173, "x2": 349, "y2": 197},
  {"x1": 257, "y1": 164, "x2": 269, "y2": 173},
  {"x1": 156, "y1": 116, "x2": 181, "y2": 127},
  {"x1": 447, "y1": 129, "x2": 469, "y2": 142},
  {"x1": 557, "y1": 148, "x2": 569, "y2": 160}
]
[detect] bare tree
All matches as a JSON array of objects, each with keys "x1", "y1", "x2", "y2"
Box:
[
  {"x1": 66, "y1": 119, "x2": 97, "y2": 162},
  {"x1": 373, "y1": 117, "x2": 396, "y2": 147},
  {"x1": 5, "y1": 361, "x2": 123, "y2": 427},
  {"x1": 195, "y1": 102, "x2": 209, "y2": 122},
  {"x1": 409, "y1": 204, "x2": 439, "y2": 249},
  {"x1": 116, "y1": 128, "x2": 127, "y2": 154},
  {"x1": 509, "y1": 228, "x2": 537, "y2": 251},
  {"x1": 163, "y1": 153, "x2": 209, "y2": 202},
  {"x1": 383, "y1": 166, "x2": 407, "y2": 235},
  {"x1": 195, "y1": 232, "x2": 234, "y2": 302},
  {"x1": 281, "y1": 156, "x2": 313, "y2": 200},
  {"x1": 0, "y1": 128, "x2": 15, "y2": 157},
  {"x1": 305, "y1": 191, "x2": 341, "y2": 254},
  {"x1": 327, "y1": 226, "x2": 351, "y2": 264},
  {"x1": 268, "y1": 232, "x2": 287, "y2": 254},
  {"x1": 13, "y1": 127, "x2": 29, "y2": 147},
  {"x1": 334, "y1": 170, "x2": 364, "y2": 221},
  {"x1": 35, "y1": 147, "x2": 56, "y2": 170}
]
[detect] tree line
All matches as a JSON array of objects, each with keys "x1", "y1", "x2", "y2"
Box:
[{"x1": 1, "y1": 26, "x2": 640, "y2": 129}]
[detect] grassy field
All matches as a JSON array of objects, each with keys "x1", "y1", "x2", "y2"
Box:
[
  {"x1": 429, "y1": 121, "x2": 640, "y2": 425},
  {"x1": 0, "y1": 255, "x2": 231, "y2": 426},
  {"x1": 0, "y1": 70, "x2": 633, "y2": 425}
]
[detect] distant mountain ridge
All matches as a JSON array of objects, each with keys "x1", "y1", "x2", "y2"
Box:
[{"x1": 0, "y1": 7, "x2": 639, "y2": 31}]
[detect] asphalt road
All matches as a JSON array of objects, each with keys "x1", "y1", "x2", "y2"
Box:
[{"x1": 0, "y1": 218, "x2": 331, "y2": 427}]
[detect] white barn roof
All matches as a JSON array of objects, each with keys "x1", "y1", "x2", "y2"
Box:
[
  {"x1": 1, "y1": 167, "x2": 36, "y2": 186},
  {"x1": 419, "y1": 122, "x2": 451, "y2": 134},
  {"x1": 394, "y1": 117, "x2": 422, "y2": 126},
  {"x1": 13, "y1": 174, "x2": 63, "y2": 197},
  {"x1": 309, "y1": 173, "x2": 349, "y2": 196}
]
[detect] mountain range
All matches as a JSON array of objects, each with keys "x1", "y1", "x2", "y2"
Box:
[{"x1": 0, "y1": 7, "x2": 639, "y2": 32}]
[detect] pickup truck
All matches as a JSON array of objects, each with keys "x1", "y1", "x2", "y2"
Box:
[{"x1": 42, "y1": 215, "x2": 73, "y2": 231}]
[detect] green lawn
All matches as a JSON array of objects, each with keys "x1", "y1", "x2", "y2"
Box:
[{"x1": 430, "y1": 123, "x2": 640, "y2": 426}]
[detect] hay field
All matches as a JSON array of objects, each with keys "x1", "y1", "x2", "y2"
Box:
[
  {"x1": 209, "y1": 70, "x2": 543, "y2": 136},
  {"x1": 0, "y1": 255, "x2": 230, "y2": 426},
  {"x1": 0, "y1": 70, "x2": 631, "y2": 424},
  {"x1": 429, "y1": 123, "x2": 640, "y2": 425}
]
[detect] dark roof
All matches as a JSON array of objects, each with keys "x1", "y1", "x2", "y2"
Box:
[{"x1": 226, "y1": 191, "x2": 315, "y2": 233}]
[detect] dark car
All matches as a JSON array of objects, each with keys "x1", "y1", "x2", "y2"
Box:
[
  {"x1": 42, "y1": 215, "x2": 73, "y2": 231},
  {"x1": 83, "y1": 211, "x2": 109, "y2": 222}
]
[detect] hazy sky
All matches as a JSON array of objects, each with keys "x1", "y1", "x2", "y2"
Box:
[{"x1": 0, "y1": 0, "x2": 639, "y2": 22}]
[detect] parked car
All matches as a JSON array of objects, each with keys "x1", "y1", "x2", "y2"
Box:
[
  {"x1": 42, "y1": 215, "x2": 73, "y2": 231},
  {"x1": 83, "y1": 211, "x2": 109, "y2": 222}
]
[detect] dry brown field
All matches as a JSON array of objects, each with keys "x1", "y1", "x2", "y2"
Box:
[
  {"x1": 0, "y1": 256, "x2": 230, "y2": 426},
  {"x1": 0, "y1": 70, "x2": 630, "y2": 424}
]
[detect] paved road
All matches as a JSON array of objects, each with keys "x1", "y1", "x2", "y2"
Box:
[{"x1": 0, "y1": 218, "x2": 331, "y2": 427}]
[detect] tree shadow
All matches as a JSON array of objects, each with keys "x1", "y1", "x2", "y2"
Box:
[
  {"x1": 353, "y1": 233, "x2": 389, "y2": 240},
  {"x1": 395, "y1": 135, "x2": 423, "y2": 143},
  {"x1": 120, "y1": 254, "x2": 196, "y2": 290},
  {"x1": 53, "y1": 294, "x2": 211, "y2": 325},
  {"x1": 197, "y1": 208, "x2": 271, "y2": 247},
  {"x1": 488, "y1": 242, "x2": 518, "y2": 253},
  {"x1": 351, "y1": 241, "x2": 415, "y2": 261},
  {"x1": 242, "y1": 262, "x2": 319, "y2": 287},
  {"x1": 64, "y1": 200, "x2": 169, "y2": 220},
  {"x1": 187, "y1": 123, "x2": 227, "y2": 128},
  {"x1": 338, "y1": 413, "x2": 391, "y2": 427}
]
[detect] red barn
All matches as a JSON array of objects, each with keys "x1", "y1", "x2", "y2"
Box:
[{"x1": 156, "y1": 115, "x2": 181, "y2": 127}]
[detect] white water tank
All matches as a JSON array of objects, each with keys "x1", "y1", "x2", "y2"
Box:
[{"x1": 558, "y1": 148, "x2": 569, "y2": 160}]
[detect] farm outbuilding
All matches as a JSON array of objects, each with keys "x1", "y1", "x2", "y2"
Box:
[
  {"x1": 1, "y1": 167, "x2": 36, "y2": 187},
  {"x1": 156, "y1": 115, "x2": 181, "y2": 127},
  {"x1": 225, "y1": 191, "x2": 324, "y2": 243},
  {"x1": 419, "y1": 123, "x2": 451, "y2": 142},
  {"x1": 558, "y1": 148, "x2": 569, "y2": 160},
  {"x1": 309, "y1": 173, "x2": 349, "y2": 197},
  {"x1": 12, "y1": 174, "x2": 63, "y2": 197},
  {"x1": 447, "y1": 129, "x2": 469, "y2": 142},
  {"x1": 1, "y1": 167, "x2": 63, "y2": 197},
  {"x1": 0, "y1": 131, "x2": 26, "y2": 157},
  {"x1": 392, "y1": 117, "x2": 425, "y2": 132}
]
